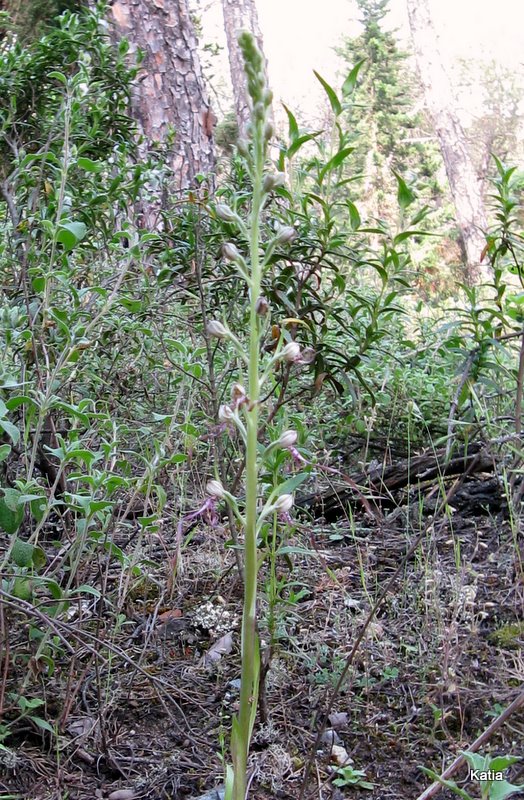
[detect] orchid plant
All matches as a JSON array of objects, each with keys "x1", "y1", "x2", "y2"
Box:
[{"x1": 202, "y1": 32, "x2": 307, "y2": 800}]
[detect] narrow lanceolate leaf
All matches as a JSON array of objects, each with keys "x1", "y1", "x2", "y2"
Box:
[
  {"x1": 318, "y1": 147, "x2": 354, "y2": 184},
  {"x1": 341, "y1": 58, "x2": 366, "y2": 96},
  {"x1": 393, "y1": 171, "x2": 416, "y2": 209},
  {"x1": 282, "y1": 103, "x2": 299, "y2": 141},
  {"x1": 314, "y1": 71, "x2": 342, "y2": 116}
]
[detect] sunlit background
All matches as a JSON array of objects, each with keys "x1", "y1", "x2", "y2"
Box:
[{"x1": 195, "y1": 0, "x2": 524, "y2": 128}]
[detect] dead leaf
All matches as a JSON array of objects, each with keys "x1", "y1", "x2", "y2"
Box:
[
  {"x1": 157, "y1": 608, "x2": 183, "y2": 622},
  {"x1": 201, "y1": 632, "x2": 233, "y2": 666}
]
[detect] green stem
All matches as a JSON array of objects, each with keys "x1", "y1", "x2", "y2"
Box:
[{"x1": 233, "y1": 127, "x2": 264, "y2": 800}]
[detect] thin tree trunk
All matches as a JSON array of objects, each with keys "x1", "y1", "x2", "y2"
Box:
[
  {"x1": 406, "y1": 0, "x2": 489, "y2": 284},
  {"x1": 107, "y1": 0, "x2": 215, "y2": 194},
  {"x1": 221, "y1": 0, "x2": 269, "y2": 135}
]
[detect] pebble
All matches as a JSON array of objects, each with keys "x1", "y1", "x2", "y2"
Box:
[
  {"x1": 108, "y1": 791, "x2": 136, "y2": 800},
  {"x1": 320, "y1": 729, "x2": 342, "y2": 747},
  {"x1": 191, "y1": 789, "x2": 225, "y2": 800}
]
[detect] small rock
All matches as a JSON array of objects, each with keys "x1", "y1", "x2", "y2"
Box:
[
  {"x1": 330, "y1": 744, "x2": 351, "y2": 766},
  {"x1": 191, "y1": 789, "x2": 225, "y2": 800},
  {"x1": 328, "y1": 711, "x2": 348, "y2": 728},
  {"x1": 320, "y1": 729, "x2": 342, "y2": 747},
  {"x1": 108, "y1": 791, "x2": 135, "y2": 800},
  {"x1": 228, "y1": 678, "x2": 241, "y2": 690}
]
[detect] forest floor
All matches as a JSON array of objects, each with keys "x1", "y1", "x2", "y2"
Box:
[{"x1": 1, "y1": 455, "x2": 523, "y2": 800}]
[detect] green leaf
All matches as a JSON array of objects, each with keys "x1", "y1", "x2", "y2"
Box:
[
  {"x1": 490, "y1": 781, "x2": 524, "y2": 800},
  {"x1": 489, "y1": 756, "x2": 521, "y2": 773},
  {"x1": 74, "y1": 584, "x2": 102, "y2": 598},
  {"x1": 30, "y1": 497, "x2": 46, "y2": 522},
  {"x1": 341, "y1": 59, "x2": 366, "y2": 96},
  {"x1": 347, "y1": 201, "x2": 361, "y2": 230},
  {"x1": 274, "y1": 472, "x2": 309, "y2": 497},
  {"x1": 0, "y1": 499, "x2": 23, "y2": 534},
  {"x1": 77, "y1": 157, "x2": 103, "y2": 173},
  {"x1": 48, "y1": 70, "x2": 67, "y2": 85},
  {"x1": 393, "y1": 171, "x2": 416, "y2": 209},
  {"x1": 29, "y1": 716, "x2": 55, "y2": 734},
  {"x1": 318, "y1": 147, "x2": 354, "y2": 184},
  {"x1": 6, "y1": 395, "x2": 35, "y2": 411},
  {"x1": 11, "y1": 538, "x2": 34, "y2": 568},
  {"x1": 287, "y1": 132, "x2": 320, "y2": 158},
  {"x1": 0, "y1": 418, "x2": 20, "y2": 445},
  {"x1": 0, "y1": 444, "x2": 11, "y2": 462},
  {"x1": 32, "y1": 276, "x2": 46, "y2": 292},
  {"x1": 32, "y1": 546, "x2": 46, "y2": 569},
  {"x1": 12, "y1": 577, "x2": 32, "y2": 600},
  {"x1": 57, "y1": 221, "x2": 87, "y2": 251},
  {"x1": 314, "y1": 71, "x2": 342, "y2": 116},
  {"x1": 282, "y1": 103, "x2": 299, "y2": 140}
]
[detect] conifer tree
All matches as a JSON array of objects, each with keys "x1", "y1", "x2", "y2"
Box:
[{"x1": 339, "y1": 0, "x2": 441, "y2": 220}]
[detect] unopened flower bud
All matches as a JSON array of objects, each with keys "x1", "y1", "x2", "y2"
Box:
[
  {"x1": 275, "y1": 226, "x2": 297, "y2": 245},
  {"x1": 264, "y1": 122, "x2": 274, "y2": 141},
  {"x1": 263, "y1": 172, "x2": 286, "y2": 193},
  {"x1": 273, "y1": 494, "x2": 294, "y2": 513},
  {"x1": 206, "y1": 479, "x2": 225, "y2": 499},
  {"x1": 277, "y1": 430, "x2": 298, "y2": 448},
  {"x1": 263, "y1": 89, "x2": 273, "y2": 106},
  {"x1": 219, "y1": 404, "x2": 235, "y2": 422},
  {"x1": 255, "y1": 296, "x2": 270, "y2": 316},
  {"x1": 215, "y1": 203, "x2": 237, "y2": 223},
  {"x1": 222, "y1": 242, "x2": 241, "y2": 262},
  {"x1": 207, "y1": 320, "x2": 229, "y2": 339},
  {"x1": 281, "y1": 342, "x2": 301, "y2": 363},
  {"x1": 254, "y1": 101, "x2": 266, "y2": 120},
  {"x1": 237, "y1": 138, "x2": 249, "y2": 157}
]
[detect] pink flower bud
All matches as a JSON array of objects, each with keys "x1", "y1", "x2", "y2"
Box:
[
  {"x1": 281, "y1": 342, "x2": 301, "y2": 363},
  {"x1": 222, "y1": 242, "x2": 242, "y2": 262},
  {"x1": 263, "y1": 172, "x2": 286, "y2": 193},
  {"x1": 206, "y1": 480, "x2": 225, "y2": 499},
  {"x1": 273, "y1": 494, "x2": 294, "y2": 513},
  {"x1": 219, "y1": 404, "x2": 234, "y2": 422},
  {"x1": 255, "y1": 296, "x2": 270, "y2": 316},
  {"x1": 275, "y1": 226, "x2": 297, "y2": 245},
  {"x1": 207, "y1": 320, "x2": 229, "y2": 339},
  {"x1": 215, "y1": 203, "x2": 237, "y2": 223},
  {"x1": 277, "y1": 430, "x2": 298, "y2": 448}
]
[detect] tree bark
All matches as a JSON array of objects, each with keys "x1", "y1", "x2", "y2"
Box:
[
  {"x1": 406, "y1": 0, "x2": 489, "y2": 284},
  {"x1": 220, "y1": 0, "x2": 269, "y2": 135},
  {"x1": 107, "y1": 0, "x2": 214, "y2": 193}
]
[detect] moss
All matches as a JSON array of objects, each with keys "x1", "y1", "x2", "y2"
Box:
[{"x1": 489, "y1": 622, "x2": 524, "y2": 648}]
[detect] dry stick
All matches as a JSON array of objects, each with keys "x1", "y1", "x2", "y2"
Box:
[{"x1": 415, "y1": 687, "x2": 524, "y2": 800}]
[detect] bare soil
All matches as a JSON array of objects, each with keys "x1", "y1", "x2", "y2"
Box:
[{"x1": 1, "y1": 467, "x2": 523, "y2": 800}]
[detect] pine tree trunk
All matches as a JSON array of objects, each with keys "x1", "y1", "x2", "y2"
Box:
[
  {"x1": 107, "y1": 0, "x2": 214, "y2": 193},
  {"x1": 221, "y1": 0, "x2": 269, "y2": 135},
  {"x1": 406, "y1": 0, "x2": 489, "y2": 284}
]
